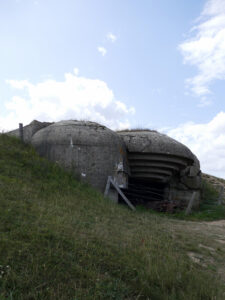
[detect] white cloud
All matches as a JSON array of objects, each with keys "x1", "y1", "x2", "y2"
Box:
[
  {"x1": 166, "y1": 111, "x2": 225, "y2": 178},
  {"x1": 0, "y1": 69, "x2": 135, "y2": 131},
  {"x1": 73, "y1": 68, "x2": 79, "y2": 76},
  {"x1": 5, "y1": 79, "x2": 31, "y2": 90},
  {"x1": 107, "y1": 32, "x2": 117, "y2": 43},
  {"x1": 97, "y1": 46, "x2": 107, "y2": 56},
  {"x1": 179, "y1": 0, "x2": 225, "y2": 98},
  {"x1": 197, "y1": 96, "x2": 213, "y2": 107}
]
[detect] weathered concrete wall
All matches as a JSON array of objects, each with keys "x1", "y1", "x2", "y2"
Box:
[
  {"x1": 118, "y1": 130, "x2": 202, "y2": 209},
  {"x1": 171, "y1": 189, "x2": 201, "y2": 209},
  {"x1": 119, "y1": 130, "x2": 195, "y2": 159},
  {"x1": 31, "y1": 120, "x2": 129, "y2": 192},
  {"x1": 8, "y1": 121, "x2": 202, "y2": 210},
  {"x1": 7, "y1": 120, "x2": 52, "y2": 143}
]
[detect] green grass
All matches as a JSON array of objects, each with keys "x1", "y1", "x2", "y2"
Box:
[
  {"x1": 137, "y1": 173, "x2": 225, "y2": 222},
  {"x1": 147, "y1": 179, "x2": 225, "y2": 222},
  {"x1": 181, "y1": 180, "x2": 225, "y2": 221},
  {"x1": 0, "y1": 134, "x2": 224, "y2": 299},
  {"x1": 116, "y1": 128, "x2": 158, "y2": 133}
]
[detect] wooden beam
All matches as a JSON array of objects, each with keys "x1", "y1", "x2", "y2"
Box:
[
  {"x1": 185, "y1": 192, "x2": 196, "y2": 215},
  {"x1": 104, "y1": 177, "x2": 111, "y2": 198},
  {"x1": 218, "y1": 186, "x2": 224, "y2": 205},
  {"x1": 104, "y1": 176, "x2": 136, "y2": 211},
  {"x1": 19, "y1": 123, "x2": 24, "y2": 142}
]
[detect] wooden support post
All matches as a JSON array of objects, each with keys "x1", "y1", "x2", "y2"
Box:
[
  {"x1": 19, "y1": 123, "x2": 24, "y2": 142},
  {"x1": 104, "y1": 177, "x2": 111, "y2": 198},
  {"x1": 104, "y1": 176, "x2": 136, "y2": 211},
  {"x1": 185, "y1": 192, "x2": 196, "y2": 215},
  {"x1": 218, "y1": 186, "x2": 224, "y2": 205}
]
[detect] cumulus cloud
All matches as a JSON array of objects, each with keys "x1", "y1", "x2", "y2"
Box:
[
  {"x1": 0, "y1": 69, "x2": 135, "y2": 131},
  {"x1": 166, "y1": 111, "x2": 225, "y2": 178},
  {"x1": 107, "y1": 32, "x2": 117, "y2": 43},
  {"x1": 179, "y1": 0, "x2": 225, "y2": 98},
  {"x1": 97, "y1": 46, "x2": 107, "y2": 56}
]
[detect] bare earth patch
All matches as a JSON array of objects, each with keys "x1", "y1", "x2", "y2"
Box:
[
  {"x1": 204, "y1": 220, "x2": 225, "y2": 227},
  {"x1": 167, "y1": 218, "x2": 225, "y2": 283}
]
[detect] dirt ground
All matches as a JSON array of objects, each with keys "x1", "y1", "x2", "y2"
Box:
[{"x1": 167, "y1": 218, "x2": 225, "y2": 283}]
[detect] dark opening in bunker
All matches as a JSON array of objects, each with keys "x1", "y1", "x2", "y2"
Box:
[{"x1": 120, "y1": 177, "x2": 169, "y2": 211}]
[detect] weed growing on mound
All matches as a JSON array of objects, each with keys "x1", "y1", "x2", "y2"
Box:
[
  {"x1": 138, "y1": 178, "x2": 225, "y2": 222},
  {"x1": 167, "y1": 180, "x2": 224, "y2": 221},
  {"x1": 0, "y1": 134, "x2": 224, "y2": 299}
]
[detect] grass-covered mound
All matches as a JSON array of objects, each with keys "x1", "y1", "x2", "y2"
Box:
[
  {"x1": 0, "y1": 134, "x2": 224, "y2": 299},
  {"x1": 177, "y1": 178, "x2": 225, "y2": 221},
  {"x1": 148, "y1": 178, "x2": 225, "y2": 222}
]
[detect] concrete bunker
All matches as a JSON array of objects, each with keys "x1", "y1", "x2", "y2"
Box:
[
  {"x1": 7, "y1": 120, "x2": 53, "y2": 143},
  {"x1": 118, "y1": 130, "x2": 201, "y2": 211},
  {"x1": 8, "y1": 121, "x2": 202, "y2": 211},
  {"x1": 31, "y1": 120, "x2": 129, "y2": 192}
]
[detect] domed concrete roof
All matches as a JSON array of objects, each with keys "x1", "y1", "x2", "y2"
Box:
[
  {"x1": 118, "y1": 130, "x2": 200, "y2": 182},
  {"x1": 31, "y1": 120, "x2": 129, "y2": 191},
  {"x1": 118, "y1": 130, "x2": 196, "y2": 161},
  {"x1": 32, "y1": 120, "x2": 122, "y2": 147}
]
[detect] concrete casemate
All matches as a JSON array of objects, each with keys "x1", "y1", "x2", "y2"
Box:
[
  {"x1": 8, "y1": 120, "x2": 202, "y2": 211},
  {"x1": 7, "y1": 120, "x2": 52, "y2": 143},
  {"x1": 118, "y1": 130, "x2": 201, "y2": 210},
  {"x1": 31, "y1": 120, "x2": 129, "y2": 192}
]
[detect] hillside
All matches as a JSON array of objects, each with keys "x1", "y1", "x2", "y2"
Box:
[
  {"x1": 0, "y1": 134, "x2": 225, "y2": 300},
  {"x1": 203, "y1": 173, "x2": 225, "y2": 201}
]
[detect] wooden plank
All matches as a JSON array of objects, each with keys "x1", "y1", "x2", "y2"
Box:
[
  {"x1": 104, "y1": 177, "x2": 111, "y2": 197},
  {"x1": 218, "y1": 186, "x2": 224, "y2": 205},
  {"x1": 104, "y1": 176, "x2": 135, "y2": 211},
  {"x1": 185, "y1": 192, "x2": 196, "y2": 215},
  {"x1": 19, "y1": 123, "x2": 24, "y2": 142},
  {"x1": 109, "y1": 177, "x2": 136, "y2": 211}
]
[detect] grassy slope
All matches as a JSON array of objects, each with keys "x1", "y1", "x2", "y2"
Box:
[{"x1": 0, "y1": 134, "x2": 224, "y2": 300}]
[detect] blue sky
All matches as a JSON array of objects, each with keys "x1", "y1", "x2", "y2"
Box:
[{"x1": 1, "y1": 0, "x2": 225, "y2": 178}]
